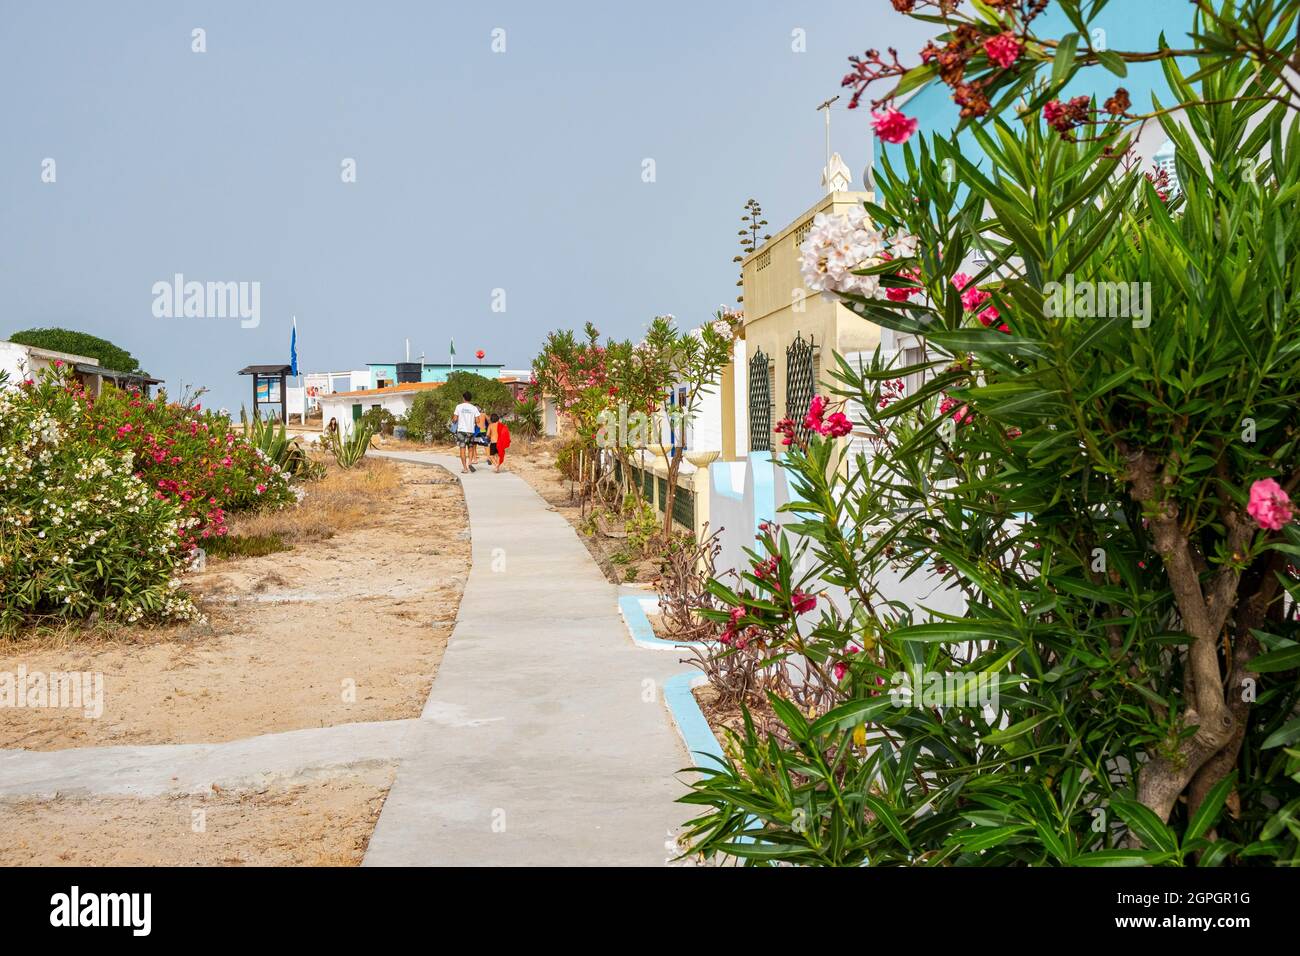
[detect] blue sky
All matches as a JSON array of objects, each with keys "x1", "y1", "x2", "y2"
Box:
[{"x1": 0, "y1": 1, "x2": 936, "y2": 411}]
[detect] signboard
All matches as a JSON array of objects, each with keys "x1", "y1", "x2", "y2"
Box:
[{"x1": 255, "y1": 375, "x2": 282, "y2": 404}]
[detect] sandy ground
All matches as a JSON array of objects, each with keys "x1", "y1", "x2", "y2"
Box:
[
  {"x1": 0, "y1": 765, "x2": 394, "y2": 866},
  {"x1": 0, "y1": 460, "x2": 469, "y2": 751}
]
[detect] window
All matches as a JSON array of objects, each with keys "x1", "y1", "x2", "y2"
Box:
[
  {"x1": 901, "y1": 345, "x2": 925, "y2": 397},
  {"x1": 668, "y1": 386, "x2": 690, "y2": 453},
  {"x1": 1153, "y1": 139, "x2": 1180, "y2": 195},
  {"x1": 794, "y1": 218, "x2": 813, "y2": 248}
]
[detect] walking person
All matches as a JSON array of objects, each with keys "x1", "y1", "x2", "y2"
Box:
[
  {"x1": 453, "y1": 391, "x2": 480, "y2": 473},
  {"x1": 471, "y1": 408, "x2": 490, "y2": 467},
  {"x1": 489, "y1": 413, "x2": 510, "y2": 473}
]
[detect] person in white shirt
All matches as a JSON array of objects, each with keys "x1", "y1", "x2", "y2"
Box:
[{"x1": 452, "y1": 391, "x2": 480, "y2": 473}]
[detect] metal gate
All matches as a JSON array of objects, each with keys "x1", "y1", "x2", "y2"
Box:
[
  {"x1": 786, "y1": 333, "x2": 816, "y2": 441},
  {"x1": 748, "y1": 348, "x2": 771, "y2": 452}
]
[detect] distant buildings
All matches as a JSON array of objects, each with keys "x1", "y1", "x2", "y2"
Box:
[
  {"x1": 366, "y1": 360, "x2": 504, "y2": 388},
  {"x1": 318, "y1": 381, "x2": 444, "y2": 438},
  {"x1": 312, "y1": 362, "x2": 532, "y2": 439}
]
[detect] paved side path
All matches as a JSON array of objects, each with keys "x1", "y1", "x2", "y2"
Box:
[
  {"x1": 0, "y1": 720, "x2": 416, "y2": 800},
  {"x1": 363, "y1": 452, "x2": 690, "y2": 866}
]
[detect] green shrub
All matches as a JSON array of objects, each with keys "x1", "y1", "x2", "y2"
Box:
[
  {"x1": 7, "y1": 327, "x2": 144, "y2": 374},
  {"x1": 402, "y1": 393, "x2": 443, "y2": 443},
  {"x1": 430, "y1": 371, "x2": 514, "y2": 427},
  {"x1": 0, "y1": 369, "x2": 198, "y2": 634},
  {"x1": 624, "y1": 499, "x2": 659, "y2": 554},
  {"x1": 511, "y1": 397, "x2": 543, "y2": 438},
  {"x1": 361, "y1": 407, "x2": 398, "y2": 436}
]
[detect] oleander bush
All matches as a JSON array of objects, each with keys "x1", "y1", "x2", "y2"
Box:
[
  {"x1": 88, "y1": 378, "x2": 295, "y2": 544},
  {"x1": 681, "y1": 1, "x2": 1300, "y2": 866},
  {"x1": 0, "y1": 368, "x2": 197, "y2": 634}
]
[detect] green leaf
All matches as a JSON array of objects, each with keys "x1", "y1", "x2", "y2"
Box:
[
  {"x1": 1263, "y1": 717, "x2": 1300, "y2": 750},
  {"x1": 862, "y1": 793, "x2": 912, "y2": 850},
  {"x1": 1096, "y1": 49, "x2": 1127, "y2": 78},
  {"x1": 1051, "y1": 33, "x2": 1080, "y2": 88},
  {"x1": 1251, "y1": 645, "x2": 1300, "y2": 673},
  {"x1": 946, "y1": 824, "x2": 1028, "y2": 853},
  {"x1": 807, "y1": 696, "x2": 897, "y2": 736},
  {"x1": 892, "y1": 620, "x2": 1014, "y2": 643},
  {"x1": 981, "y1": 713, "x2": 1052, "y2": 746},
  {"x1": 1111, "y1": 798, "x2": 1178, "y2": 854},
  {"x1": 1076, "y1": 849, "x2": 1172, "y2": 867},
  {"x1": 925, "y1": 328, "x2": 1052, "y2": 360},
  {"x1": 1185, "y1": 773, "x2": 1235, "y2": 844}
]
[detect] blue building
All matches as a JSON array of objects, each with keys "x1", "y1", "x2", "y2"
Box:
[{"x1": 367, "y1": 361, "x2": 505, "y2": 388}]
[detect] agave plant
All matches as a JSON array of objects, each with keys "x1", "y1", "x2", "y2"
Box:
[
  {"x1": 330, "y1": 421, "x2": 373, "y2": 470},
  {"x1": 240, "y1": 407, "x2": 322, "y2": 479}
]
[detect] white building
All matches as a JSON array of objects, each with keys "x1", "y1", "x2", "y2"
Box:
[
  {"x1": 0, "y1": 340, "x2": 162, "y2": 397},
  {"x1": 318, "y1": 381, "x2": 443, "y2": 439}
]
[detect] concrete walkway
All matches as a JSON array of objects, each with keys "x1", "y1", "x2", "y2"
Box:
[
  {"x1": 0, "y1": 719, "x2": 416, "y2": 800},
  {"x1": 363, "y1": 452, "x2": 692, "y2": 866}
]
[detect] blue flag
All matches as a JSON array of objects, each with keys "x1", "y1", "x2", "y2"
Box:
[{"x1": 290, "y1": 318, "x2": 298, "y2": 376}]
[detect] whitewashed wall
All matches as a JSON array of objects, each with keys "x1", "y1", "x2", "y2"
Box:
[
  {"x1": 707, "y1": 449, "x2": 965, "y2": 624},
  {"x1": 319, "y1": 391, "x2": 418, "y2": 439}
]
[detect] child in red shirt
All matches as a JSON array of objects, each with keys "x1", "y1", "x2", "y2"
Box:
[{"x1": 489, "y1": 414, "x2": 511, "y2": 473}]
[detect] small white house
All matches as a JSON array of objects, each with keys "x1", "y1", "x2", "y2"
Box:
[
  {"x1": 0, "y1": 340, "x2": 162, "y2": 397},
  {"x1": 318, "y1": 381, "x2": 443, "y2": 439}
]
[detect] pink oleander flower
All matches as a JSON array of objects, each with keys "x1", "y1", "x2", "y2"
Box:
[
  {"x1": 1247, "y1": 478, "x2": 1294, "y2": 531},
  {"x1": 938, "y1": 396, "x2": 973, "y2": 425},
  {"x1": 1043, "y1": 99, "x2": 1065, "y2": 127},
  {"x1": 833, "y1": 644, "x2": 862, "y2": 682},
  {"x1": 978, "y1": 305, "x2": 1011, "y2": 333},
  {"x1": 950, "y1": 272, "x2": 972, "y2": 291},
  {"x1": 255, "y1": 483, "x2": 266, "y2": 494},
  {"x1": 961, "y1": 287, "x2": 991, "y2": 311},
  {"x1": 116, "y1": 424, "x2": 133, "y2": 436},
  {"x1": 803, "y1": 395, "x2": 828, "y2": 432},
  {"x1": 871, "y1": 107, "x2": 918, "y2": 144},
  {"x1": 791, "y1": 590, "x2": 817, "y2": 614},
  {"x1": 823, "y1": 411, "x2": 853, "y2": 438},
  {"x1": 983, "y1": 32, "x2": 1022, "y2": 69}
]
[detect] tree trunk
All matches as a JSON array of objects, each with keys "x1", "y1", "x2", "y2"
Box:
[
  {"x1": 1123, "y1": 446, "x2": 1253, "y2": 829},
  {"x1": 663, "y1": 449, "x2": 683, "y2": 539}
]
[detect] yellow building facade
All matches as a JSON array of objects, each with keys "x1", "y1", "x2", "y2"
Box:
[{"x1": 721, "y1": 190, "x2": 880, "y2": 460}]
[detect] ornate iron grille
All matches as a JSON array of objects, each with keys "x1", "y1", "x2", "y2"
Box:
[
  {"x1": 748, "y1": 348, "x2": 771, "y2": 452},
  {"x1": 673, "y1": 485, "x2": 695, "y2": 529},
  {"x1": 786, "y1": 333, "x2": 816, "y2": 442}
]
